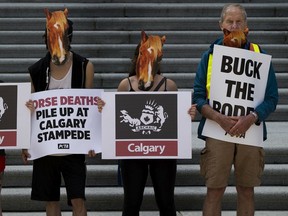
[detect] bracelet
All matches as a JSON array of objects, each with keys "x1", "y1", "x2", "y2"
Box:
[{"x1": 250, "y1": 111, "x2": 258, "y2": 122}]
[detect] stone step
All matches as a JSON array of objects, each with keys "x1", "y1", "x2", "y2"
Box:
[
  {"x1": 4, "y1": 122, "x2": 288, "y2": 165},
  {"x1": 1, "y1": 44, "x2": 288, "y2": 58},
  {"x1": 270, "y1": 105, "x2": 288, "y2": 121},
  {"x1": 0, "y1": 31, "x2": 287, "y2": 45},
  {"x1": 0, "y1": 0, "x2": 286, "y2": 214},
  {"x1": 0, "y1": 61, "x2": 287, "y2": 93},
  {"x1": 0, "y1": 17, "x2": 287, "y2": 31},
  {"x1": 1, "y1": 72, "x2": 287, "y2": 97},
  {"x1": 3, "y1": 211, "x2": 288, "y2": 216},
  {"x1": 278, "y1": 89, "x2": 288, "y2": 104},
  {"x1": 1, "y1": 186, "x2": 288, "y2": 211},
  {"x1": 3, "y1": 164, "x2": 288, "y2": 188},
  {"x1": 0, "y1": 3, "x2": 288, "y2": 18},
  {"x1": 0, "y1": 57, "x2": 287, "y2": 74},
  {"x1": 0, "y1": 0, "x2": 287, "y2": 3}
]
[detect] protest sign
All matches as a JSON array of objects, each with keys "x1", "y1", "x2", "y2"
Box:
[
  {"x1": 101, "y1": 91, "x2": 192, "y2": 159},
  {"x1": 202, "y1": 45, "x2": 271, "y2": 147},
  {"x1": 29, "y1": 89, "x2": 102, "y2": 160},
  {"x1": 0, "y1": 83, "x2": 31, "y2": 149}
]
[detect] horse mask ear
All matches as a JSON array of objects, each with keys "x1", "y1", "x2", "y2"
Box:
[
  {"x1": 158, "y1": 35, "x2": 166, "y2": 59},
  {"x1": 223, "y1": 28, "x2": 230, "y2": 36},
  {"x1": 44, "y1": 8, "x2": 52, "y2": 20},
  {"x1": 161, "y1": 35, "x2": 166, "y2": 44},
  {"x1": 141, "y1": 30, "x2": 148, "y2": 44},
  {"x1": 44, "y1": 8, "x2": 69, "y2": 21},
  {"x1": 63, "y1": 8, "x2": 68, "y2": 17},
  {"x1": 243, "y1": 27, "x2": 249, "y2": 36}
]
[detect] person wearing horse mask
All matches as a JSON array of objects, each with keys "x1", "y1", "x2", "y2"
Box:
[
  {"x1": 98, "y1": 31, "x2": 196, "y2": 216},
  {"x1": 22, "y1": 8, "x2": 95, "y2": 216}
]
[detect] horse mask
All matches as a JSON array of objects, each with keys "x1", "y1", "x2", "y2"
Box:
[
  {"x1": 136, "y1": 31, "x2": 166, "y2": 91},
  {"x1": 44, "y1": 8, "x2": 70, "y2": 65},
  {"x1": 223, "y1": 28, "x2": 249, "y2": 48}
]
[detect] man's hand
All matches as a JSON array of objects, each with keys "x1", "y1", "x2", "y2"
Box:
[{"x1": 228, "y1": 114, "x2": 257, "y2": 137}]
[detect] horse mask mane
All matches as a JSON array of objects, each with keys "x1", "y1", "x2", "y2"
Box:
[
  {"x1": 44, "y1": 8, "x2": 70, "y2": 65},
  {"x1": 136, "y1": 31, "x2": 166, "y2": 91},
  {"x1": 223, "y1": 28, "x2": 249, "y2": 48}
]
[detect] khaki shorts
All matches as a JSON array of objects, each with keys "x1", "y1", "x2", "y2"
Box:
[{"x1": 200, "y1": 138, "x2": 265, "y2": 188}]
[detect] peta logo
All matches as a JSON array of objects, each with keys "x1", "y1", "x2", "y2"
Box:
[
  {"x1": 0, "y1": 97, "x2": 8, "y2": 121},
  {"x1": 120, "y1": 100, "x2": 168, "y2": 134},
  {"x1": 58, "y1": 143, "x2": 70, "y2": 149}
]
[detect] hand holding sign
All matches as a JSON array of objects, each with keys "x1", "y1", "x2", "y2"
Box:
[{"x1": 228, "y1": 114, "x2": 257, "y2": 137}]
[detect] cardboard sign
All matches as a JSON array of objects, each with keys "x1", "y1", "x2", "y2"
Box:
[
  {"x1": 101, "y1": 91, "x2": 192, "y2": 159},
  {"x1": 29, "y1": 89, "x2": 103, "y2": 160},
  {"x1": 202, "y1": 45, "x2": 271, "y2": 147},
  {"x1": 0, "y1": 83, "x2": 31, "y2": 149}
]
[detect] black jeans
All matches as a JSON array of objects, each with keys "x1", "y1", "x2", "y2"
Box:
[{"x1": 120, "y1": 159, "x2": 177, "y2": 216}]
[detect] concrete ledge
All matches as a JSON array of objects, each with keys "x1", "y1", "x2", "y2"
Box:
[
  {"x1": 0, "y1": 0, "x2": 287, "y2": 3},
  {"x1": 1, "y1": 31, "x2": 287, "y2": 44},
  {"x1": 1, "y1": 186, "x2": 288, "y2": 211},
  {"x1": 0, "y1": 57, "x2": 287, "y2": 73},
  {"x1": 1, "y1": 44, "x2": 288, "y2": 58},
  {"x1": 3, "y1": 164, "x2": 288, "y2": 188},
  {"x1": 0, "y1": 3, "x2": 288, "y2": 18},
  {"x1": 0, "y1": 17, "x2": 288, "y2": 31},
  {"x1": 3, "y1": 211, "x2": 288, "y2": 216},
  {"x1": 4, "y1": 122, "x2": 288, "y2": 165}
]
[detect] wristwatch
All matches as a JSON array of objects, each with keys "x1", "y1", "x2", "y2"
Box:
[{"x1": 250, "y1": 111, "x2": 258, "y2": 122}]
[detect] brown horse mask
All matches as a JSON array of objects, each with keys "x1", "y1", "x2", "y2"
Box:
[
  {"x1": 136, "y1": 31, "x2": 166, "y2": 91},
  {"x1": 44, "y1": 8, "x2": 70, "y2": 65},
  {"x1": 223, "y1": 28, "x2": 249, "y2": 48}
]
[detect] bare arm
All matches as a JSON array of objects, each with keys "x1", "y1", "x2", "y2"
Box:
[
  {"x1": 84, "y1": 61, "x2": 96, "y2": 156},
  {"x1": 85, "y1": 61, "x2": 94, "y2": 89},
  {"x1": 166, "y1": 78, "x2": 178, "y2": 91},
  {"x1": 201, "y1": 104, "x2": 237, "y2": 134},
  {"x1": 23, "y1": 79, "x2": 35, "y2": 163},
  {"x1": 117, "y1": 78, "x2": 130, "y2": 92}
]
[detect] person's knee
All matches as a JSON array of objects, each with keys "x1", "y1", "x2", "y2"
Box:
[
  {"x1": 206, "y1": 187, "x2": 226, "y2": 201},
  {"x1": 236, "y1": 186, "x2": 254, "y2": 198},
  {"x1": 46, "y1": 201, "x2": 60, "y2": 209},
  {"x1": 71, "y1": 198, "x2": 86, "y2": 214}
]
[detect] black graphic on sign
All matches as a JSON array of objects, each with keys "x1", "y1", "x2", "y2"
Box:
[
  {"x1": 116, "y1": 94, "x2": 177, "y2": 139},
  {"x1": 0, "y1": 85, "x2": 17, "y2": 129}
]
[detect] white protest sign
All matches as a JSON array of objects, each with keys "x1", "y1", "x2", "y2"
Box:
[
  {"x1": 0, "y1": 83, "x2": 31, "y2": 149},
  {"x1": 101, "y1": 91, "x2": 192, "y2": 159},
  {"x1": 29, "y1": 89, "x2": 103, "y2": 160},
  {"x1": 202, "y1": 45, "x2": 271, "y2": 147}
]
